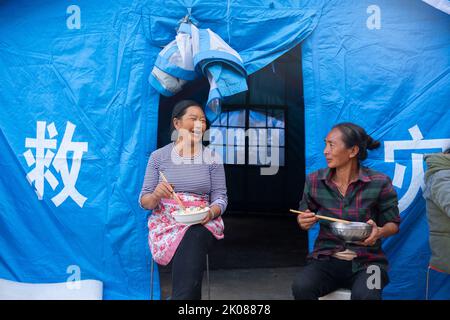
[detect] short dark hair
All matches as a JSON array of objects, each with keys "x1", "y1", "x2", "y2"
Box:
[
  {"x1": 332, "y1": 122, "x2": 380, "y2": 161},
  {"x1": 171, "y1": 100, "x2": 202, "y2": 120},
  {"x1": 170, "y1": 99, "x2": 203, "y2": 132}
]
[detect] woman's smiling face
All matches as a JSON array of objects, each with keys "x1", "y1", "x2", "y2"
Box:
[{"x1": 173, "y1": 106, "x2": 207, "y2": 144}]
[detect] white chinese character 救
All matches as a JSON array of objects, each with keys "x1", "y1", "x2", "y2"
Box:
[{"x1": 23, "y1": 121, "x2": 88, "y2": 207}]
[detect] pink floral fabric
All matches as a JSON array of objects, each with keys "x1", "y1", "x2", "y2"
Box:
[{"x1": 148, "y1": 192, "x2": 224, "y2": 265}]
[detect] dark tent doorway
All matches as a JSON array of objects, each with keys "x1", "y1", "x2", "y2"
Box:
[{"x1": 157, "y1": 45, "x2": 308, "y2": 269}]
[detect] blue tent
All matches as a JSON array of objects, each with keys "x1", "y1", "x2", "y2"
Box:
[{"x1": 0, "y1": 0, "x2": 449, "y2": 299}]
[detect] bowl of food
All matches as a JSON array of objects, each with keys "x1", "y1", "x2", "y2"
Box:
[
  {"x1": 171, "y1": 206, "x2": 210, "y2": 225},
  {"x1": 330, "y1": 222, "x2": 373, "y2": 243}
]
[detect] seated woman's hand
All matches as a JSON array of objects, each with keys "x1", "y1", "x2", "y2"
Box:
[
  {"x1": 297, "y1": 209, "x2": 319, "y2": 230},
  {"x1": 153, "y1": 182, "x2": 173, "y2": 201},
  {"x1": 357, "y1": 219, "x2": 381, "y2": 246},
  {"x1": 201, "y1": 205, "x2": 220, "y2": 225}
]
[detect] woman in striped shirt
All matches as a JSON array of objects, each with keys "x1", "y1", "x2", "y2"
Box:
[{"x1": 140, "y1": 100, "x2": 227, "y2": 300}]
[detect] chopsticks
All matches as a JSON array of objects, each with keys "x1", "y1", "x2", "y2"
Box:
[
  {"x1": 159, "y1": 171, "x2": 186, "y2": 210},
  {"x1": 289, "y1": 209, "x2": 351, "y2": 224}
]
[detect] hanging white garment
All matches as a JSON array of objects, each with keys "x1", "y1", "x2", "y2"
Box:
[{"x1": 148, "y1": 21, "x2": 248, "y2": 122}]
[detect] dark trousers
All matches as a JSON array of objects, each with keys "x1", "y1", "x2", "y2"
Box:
[
  {"x1": 171, "y1": 224, "x2": 215, "y2": 300},
  {"x1": 292, "y1": 257, "x2": 389, "y2": 300}
]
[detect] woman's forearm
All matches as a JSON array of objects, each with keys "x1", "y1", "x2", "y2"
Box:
[
  {"x1": 140, "y1": 193, "x2": 160, "y2": 210},
  {"x1": 379, "y1": 222, "x2": 399, "y2": 239}
]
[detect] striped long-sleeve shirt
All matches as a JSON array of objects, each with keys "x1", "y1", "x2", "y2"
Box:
[{"x1": 139, "y1": 143, "x2": 228, "y2": 214}]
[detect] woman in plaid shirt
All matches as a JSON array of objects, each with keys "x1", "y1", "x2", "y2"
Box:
[{"x1": 292, "y1": 123, "x2": 400, "y2": 300}]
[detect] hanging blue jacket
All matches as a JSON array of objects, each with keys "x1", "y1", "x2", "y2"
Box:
[{"x1": 149, "y1": 21, "x2": 248, "y2": 122}]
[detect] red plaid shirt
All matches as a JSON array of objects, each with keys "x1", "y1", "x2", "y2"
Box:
[{"x1": 299, "y1": 166, "x2": 400, "y2": 272}]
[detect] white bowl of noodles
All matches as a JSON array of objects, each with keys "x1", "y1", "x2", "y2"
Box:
[{"x1": 172, "y1": 206, "x2": 210, "y2": 225}]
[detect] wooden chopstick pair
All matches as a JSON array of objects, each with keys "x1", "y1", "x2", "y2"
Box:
[
  {"x1": 159, "y1": 171, "x2": 186, "y2": 210},
  {"x1": 289, "y1": 209, "x2": 350, "y2": 224}
]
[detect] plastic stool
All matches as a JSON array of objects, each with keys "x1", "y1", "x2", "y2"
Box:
[{"x1": 319, "y1": 288, "x2": 351, "y2": 300}]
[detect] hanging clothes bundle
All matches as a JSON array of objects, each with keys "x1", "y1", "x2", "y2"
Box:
[{"x1": 149, "y1": 18, "x2": 248, "y2": 122}]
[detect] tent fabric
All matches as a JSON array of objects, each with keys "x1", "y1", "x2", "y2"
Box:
[
  {"x1": 422, "y1": 0, "x2": 450, "y2": 14},
  {"x1": 0, "y1": 278, "x2": 103, "y2": 300},
  {"x1": 303, "y1": 0, "x2": 450, "y2": 299},
  {"x1": 149, "y1": 20, "x2": 249, "y2": 122},
  {"x1": 0, "y1": 0, "x2": 319, "y2": 299},
  {"x1": 0, "y1": 0, "x2": 448, "y2": 300},
  {"x1": 427, "y1": 268, "x2": 450, "y2": 300}
]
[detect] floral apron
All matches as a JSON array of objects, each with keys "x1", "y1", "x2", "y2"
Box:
[{"x1": 147, "y1": 192, "x2": 224, "y2": 265}]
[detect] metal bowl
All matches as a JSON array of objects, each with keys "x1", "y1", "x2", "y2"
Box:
[{"x1": 330, "y1": 222, "x2": 372, "y2": 243}]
